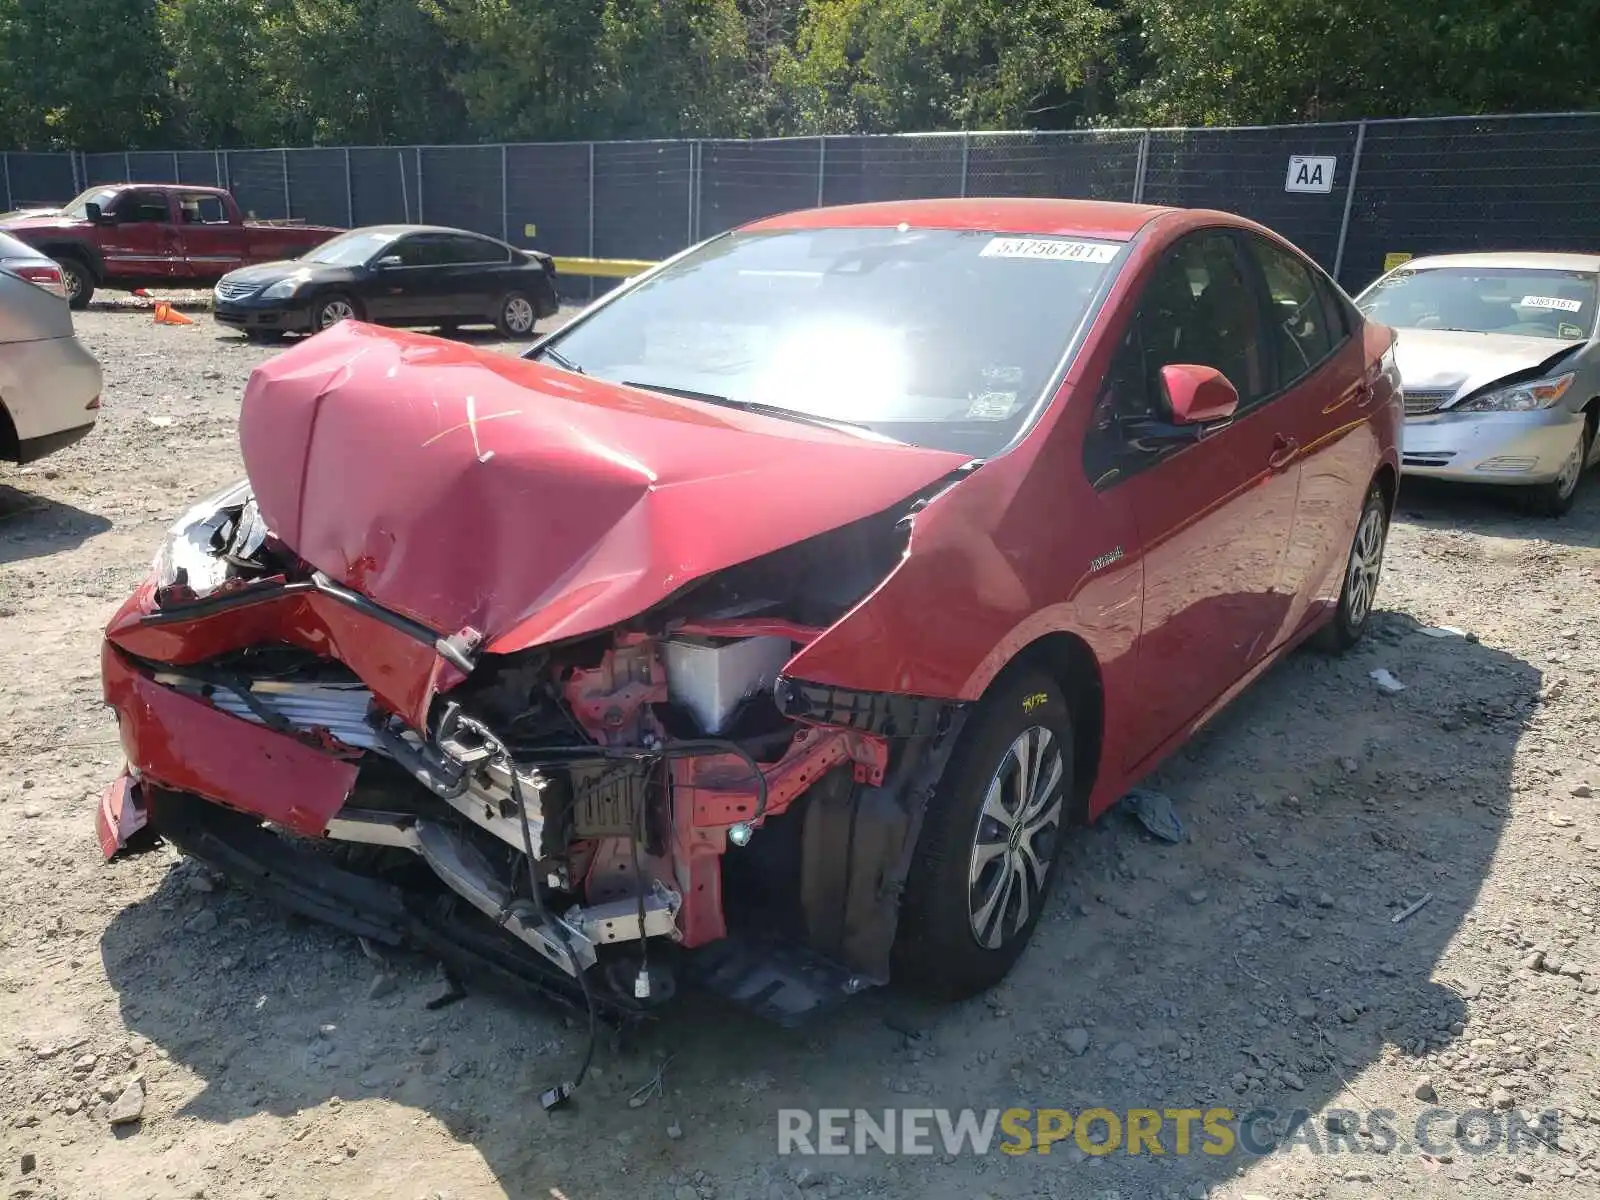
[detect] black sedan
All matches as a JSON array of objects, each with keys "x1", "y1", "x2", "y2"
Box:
[{"x1": 212, "y1": 224, "x2": 560, "y2": 341}]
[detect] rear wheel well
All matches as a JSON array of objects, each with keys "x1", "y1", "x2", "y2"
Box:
[{"x1": 991, "y1": 633, "x2": 1104, "y2": 824}]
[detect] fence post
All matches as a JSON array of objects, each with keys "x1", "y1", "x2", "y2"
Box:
[
  {"x1": 1, "y1": 154, "x2": 10, "y2": 212},
  {"x1": 213, "y1": 150, "x2": 222, "y2": 188},
  {"x1": 344, "y1": 148, "x2": 354, "y2": 227},
  {"x1": 397, "y1": 150, "x2": 409, "y2": 222},
  {"x1": 1131, "y1": 130, "x2": 1151, "y2": 203},
  {"x1": 587, "y1": 142, "x2": 597, "y2": 303},
  {"x1": 171, "y1": 151, "x2": 180, "y2": 183},
  {"x1": 1332, "y1": 120, "x2": 1368, "y2": 284},
  {"x1": 221, "y1": 150, "x2": 232, "y2": 193},
  {"x1": 416, "y1": 147, "x2": 424, "y2": 223},
  {"x1": 816, "y1": 137, "x2": 826, "y2": 207},
  {"x1": 959, "y1": 132, "x2": 969, "y2": 198},
  {"x1": 500, "y1": 144, "x2": 509, "y2": 242},
  {"x1": 687, "y1": 140, "x2": 698, "y2": 245},
  {"x1": 281, "y1": 148, "x2": 291, "y2": 217},
  {"x1": 70, "y1": 151, "x2": 80, "y2": 195},
  {"x1": 123, "y1": 151, "x2": 132, "y2": 182}
]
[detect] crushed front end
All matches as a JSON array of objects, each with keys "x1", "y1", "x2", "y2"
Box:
[{"x1": 101, "y1": 471, "x2": 965, "y2": 1031}]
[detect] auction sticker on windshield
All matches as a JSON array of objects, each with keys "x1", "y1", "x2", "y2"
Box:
[
  {"x1": 1520, "y1": 295, "x2": 1584, "y2": 313},
  {"x1": 979, "y1": 238, "x2": 1120, "y2": 264}
]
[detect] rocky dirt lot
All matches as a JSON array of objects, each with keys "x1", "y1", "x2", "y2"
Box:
[{"x1": 1, "y1": 304, "x2": 1598, "y2": 1200}]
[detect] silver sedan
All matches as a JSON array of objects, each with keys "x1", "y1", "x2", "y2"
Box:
[
  {"x1": 0, "y1": 230, "x2": 101, "y2": 465},
  {"x1": 1355, "y1": 251, "x2": 1599, "y2": 516}
]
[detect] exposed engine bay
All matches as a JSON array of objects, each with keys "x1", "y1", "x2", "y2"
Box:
[{"x1": 102, "y1": 477, "x2": 967, "y2": 1068}]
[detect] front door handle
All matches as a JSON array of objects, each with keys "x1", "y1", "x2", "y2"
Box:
[{"x1": 1268, "y1": 434, "x2": 1299, "y2": 471}]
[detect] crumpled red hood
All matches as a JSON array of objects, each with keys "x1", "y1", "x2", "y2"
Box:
[{"x1": 239, "y1": 323, "x2": 968, "y2": 652}]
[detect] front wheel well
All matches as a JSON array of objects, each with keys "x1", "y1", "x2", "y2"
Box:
[
  {"x1": 990, "y1": 632, "x2": 1104, "y2": 824},
  {"x1": 0, "y1": 400, "x2": 18, "y2": 462}
]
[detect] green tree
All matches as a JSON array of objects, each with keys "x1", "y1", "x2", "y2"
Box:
[
  {"x1": 427, "y1": 0, "x2": 748, "y2": 140},
  {"x1": 1120, "y1": 0, "x2": 1600, "y2": 124},
  {"x1": 0, "y1": 0, "x2": 170, "y2": 149},
  {"x1": 778, "y1": 0, "x2": 1118, "y2": 132}
]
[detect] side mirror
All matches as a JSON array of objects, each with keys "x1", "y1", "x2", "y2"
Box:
[
  {"x1": 374, "y1": 255, "x2": 402, "y2": 269},
  {"x1": 85, "y1": 202, "x2": 112, "y2": 224},
  {"x1": 1160, "y1": 363, "x2": 1239, "y2": 425}
]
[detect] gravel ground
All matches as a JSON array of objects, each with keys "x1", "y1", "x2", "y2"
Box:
[{"x1": 1, "y1": 303, "x2": 1598, "y2": 1200}]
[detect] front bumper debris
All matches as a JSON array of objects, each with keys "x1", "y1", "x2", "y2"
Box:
[{"x1": 1401, "y1": 407, "x2": 1585, "y2": 483}]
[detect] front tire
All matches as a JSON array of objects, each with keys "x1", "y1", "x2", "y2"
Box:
[
  {"x1": 496, "y1": 291, "x2": 537, "y2": 338},
  {"x1": 57, "y1": 257, "x2": 94, "y2": 310},
  {"x1": 1526, "y1": 415, "x2": 1593, "y2": 518},
  {"x1": 1315, "y1": 483, "x2": 1388, "y2": 652},
  {"x1": 895, "y1": 669, "x2": 1074, "y2": 999},
  {"x1": 311, "y1": 293, "x2": 360, "y2": 333}
]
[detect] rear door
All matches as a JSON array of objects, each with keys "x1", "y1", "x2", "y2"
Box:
[
  {"x1": 433, "y1": 233, "x2": 514, "y2": 321},
  {"x1": 1083, "y1": 230, "x2": 1302, "y2": 768},
  {"x1": 1236, "y1": 232, "x2": 1376, "y2": 646},
  {"x1": 173, "y1": 192, "x2": 247, "y2": 281},
  {"x1": 101, "y1": 190, "x2": 180, "y2": 281}
]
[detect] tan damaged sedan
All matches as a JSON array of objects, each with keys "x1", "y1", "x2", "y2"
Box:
[{"x1": 0, "y1": 229, "x2": 101, "y2": 464}]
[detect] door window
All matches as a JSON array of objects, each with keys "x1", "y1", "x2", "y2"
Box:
[
  {"x1": 1084, "y1": 231, "x2": 1269, "y2": 486},
  {"x1": 438, "y1": 234, "x2": 507, "y2": 264},
  {"x1": 114, "y1": 192, "x2": 172, "y2": 224},
  {"x1": 177, "y1": 194, "x2": 229, "y2": 224},
  {"x1": 1245, "y1": 234, "x2": 1339, "y2": 387},
  {"x1": 389, "y1": 235, "x2": 445, "y2": 267}
]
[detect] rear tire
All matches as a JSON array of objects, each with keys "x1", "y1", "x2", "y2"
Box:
[
  {"x1": 894, "y1": 668, "x2": 1074, "y2": 999},
  {"x1": 57, "y1": 257, "x2": 94, "y2": 310},
  {"x1": 1525, "y1": 415, "x2": 1592, "y2": 518},
  {"x1": 496, "y1": 291, "x2": 537, "y2": 338},
  {"x1": 1314, "y1": 483, "x2": 1388, "y2": 653}
]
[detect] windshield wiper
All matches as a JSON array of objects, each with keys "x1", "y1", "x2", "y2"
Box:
[
  {"x1": 620, "y1": 380, "x2": 887, "y2": 437},
  {"x1": 532, "y1": 345, "x2": 586, "y2": 374}
]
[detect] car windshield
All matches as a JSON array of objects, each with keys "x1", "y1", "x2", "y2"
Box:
[
  {"x1": 60, "y1": 187, "x2": 121, "y2": 219},
  {"x1": 1357, "y1": 266, "x2": 1598, "y2": 341},
  {"x1": 534, "y1": 227, "x2": 1125, "y2": 456},
  {"x1": 303, "y1": 229, "x2": 401, "y2": 266}
]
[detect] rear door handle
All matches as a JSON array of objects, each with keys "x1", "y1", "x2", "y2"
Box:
[{"x1": 1268, "y1": 434, "x2": 1299, "y2": 470}]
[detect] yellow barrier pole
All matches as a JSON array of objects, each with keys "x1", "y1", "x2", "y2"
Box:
[{"x1": 551, "y1": 256, "x2": 656, "y2": 279}]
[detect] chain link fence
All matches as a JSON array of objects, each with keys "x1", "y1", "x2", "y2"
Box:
[{"x1": 4, "y1": 113, "x2": 1598, "y2": 292}]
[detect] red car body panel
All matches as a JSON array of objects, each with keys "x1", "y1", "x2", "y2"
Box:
[
  {"x1": 99, "y1": 199, "x2": 1400, "y2": 961},
  {"x1": 237, "y1": 322, "x2": 969, "y2": 654},
  {"x1": 103, "y1": 641, "x2": 359, "y2": 835}
]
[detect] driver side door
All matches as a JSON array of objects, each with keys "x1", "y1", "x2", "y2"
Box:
[
  {"x1": 1086, "y1": 229, "x2": 1302, "y2": 770},
  {"x1": 101, "y1": 190, "x2": 180, "y2": 282}
]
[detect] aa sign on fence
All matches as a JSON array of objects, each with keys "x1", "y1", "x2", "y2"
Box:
[{"x1": 1285, "y1": 156, "x2": 1337, "y2": 193}]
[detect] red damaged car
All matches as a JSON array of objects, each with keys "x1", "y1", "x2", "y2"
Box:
[{"x1": 99, "y1": 199, "x2": 1399, "y2": 1053}]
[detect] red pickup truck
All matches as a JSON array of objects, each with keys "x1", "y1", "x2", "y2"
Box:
[{"x1": 0, "y1": 183, "x2": 344, "y2": 309}]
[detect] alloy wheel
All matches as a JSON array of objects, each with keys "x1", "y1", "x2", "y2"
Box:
[
  {"x1": 502, "y1": 295, "x2": 535, "y2": 334},
  {"x1": 318, "y1": 298, "x2": 355, "y2": 329},
  {"x1": 967, "y1": 726, "x2": 1066, "y2": 950},
  {"x1": 1345, "y1": 504, "x2": 1386, "y2": 627},
  {"x1": 1554, "y1": 429, "x2": 1585, "y2": 501}
]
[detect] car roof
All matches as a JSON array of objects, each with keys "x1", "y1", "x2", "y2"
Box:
[
  {"x1": 1400, "y1": 251, "x2": 1600, "y2": 273},
  {"x1": 349, "y1": 224, "x2": 509, "y2": 241},
  {"x1": 741, "y1": 198, "x2": 1176, "y2": 242}
]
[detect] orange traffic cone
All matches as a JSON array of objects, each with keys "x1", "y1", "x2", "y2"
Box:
[{"x1": 154, "y1": 302, "x2": 194, "y2": 326}]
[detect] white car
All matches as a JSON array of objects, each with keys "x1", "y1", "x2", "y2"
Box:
[
  {"x1": 0, "y1": 230, "x2": 102, "y2": 464},
  {"x1": 1355, "y1": 252, "x2": 1599, "y2": 516}
]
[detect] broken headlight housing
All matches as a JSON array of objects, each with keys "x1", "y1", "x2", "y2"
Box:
[{"x1": 151, "y1": 479, "x2": 258, "y2": 596}]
